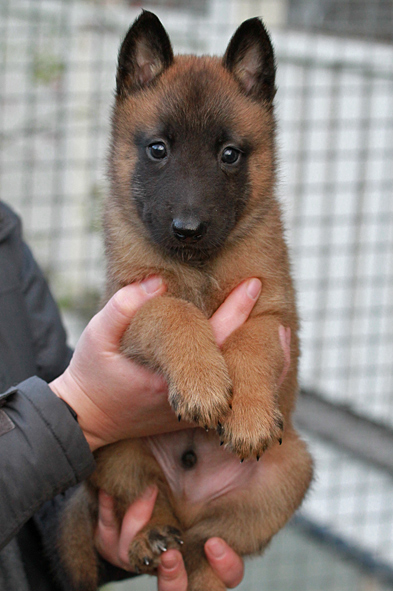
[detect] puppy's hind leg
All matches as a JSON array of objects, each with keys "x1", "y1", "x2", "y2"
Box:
[
  {"x1": 183, "y1": 543, "x2": 226, "y2": 591},
  {"x1": 125, "y1": 488, "x2": 184, "y2": 574},
  {"x1": 182, "y1": 429, "x2": 313, "y2": 591},
  {"x1": 58, "y1": 484, "x2": 99, "y2": 591}
]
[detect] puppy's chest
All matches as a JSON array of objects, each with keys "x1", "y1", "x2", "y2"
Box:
[{"x1": 166, "y1": 269, "x2": 221, "y2": 317}]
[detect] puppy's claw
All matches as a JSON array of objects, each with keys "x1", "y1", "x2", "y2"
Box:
[
  {"x1": 217, "y1": 422, "x2": 223, "y2": 436},
  {"x1": 143, "y1": 557, "x2": 150, "y2": 566},
  {"x1": 178, "y1": 414, "x2": 181, "y2": 422},
  {"x1": 204, "y1": 425, "x2": 209, "y2": 432},
  {"x1": 157, "y1": 543, "x2": 167, "y2": 553}
]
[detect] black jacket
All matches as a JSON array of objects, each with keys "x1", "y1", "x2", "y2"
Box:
[{"x1": 0, "y1": 202, "x2": 95, "y2": 590}]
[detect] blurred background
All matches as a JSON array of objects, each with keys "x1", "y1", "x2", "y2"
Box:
[{"x1": 1, "y1": 0, "x2": 392, "y2": 589}]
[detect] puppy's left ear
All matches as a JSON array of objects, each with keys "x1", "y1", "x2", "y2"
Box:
[{"x1": 223, "y1": 17, "x2": 276, "y2": 104}]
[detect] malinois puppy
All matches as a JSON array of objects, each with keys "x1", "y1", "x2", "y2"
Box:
[{"x1": 59, "y1": 11, "x2": 313, "y2": 590}]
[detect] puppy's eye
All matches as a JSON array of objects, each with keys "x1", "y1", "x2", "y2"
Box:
[
  {"x1": 221, "y1": 147, "x2": 240, "y2": 165},
  {"x1": 148, "y1": 142, "x2": 167, "y2": 160}
]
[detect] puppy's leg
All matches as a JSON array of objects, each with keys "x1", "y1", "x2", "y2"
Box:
[
  {"x1": 183, "y1": 430, "x2": 313, "y2": 591},
  {"x1": 93, "y1": 440, "x2": 184, "y2": 575},
  {"x1": 121, "y1": 295, "x2": 232, "y2": 428},
  {"x1": 58, "y1": 484, "x2": 99, "y2": 591},
  {"x1": 125, "y1": 490, "x2": 184, "y2": 573},
  {"x1": 184, "y1": 547, "x2": 226, "y2": 591},
  {"x1": 220, "y1": 315, "x2": 291, "y2": 459}
]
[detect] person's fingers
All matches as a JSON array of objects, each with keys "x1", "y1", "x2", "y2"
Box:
[
  {"x1": 95, "y1": 486, "x2": 158, "y2": 570},
  {"x1": 94, "y1": 490, "x2": 121, "y2": 564},
  {"x1": 157, "y1": 550, "x2": 188, "y2": 591},
  {"x1": 89, "y1": 278, "x2": 166, "y2": 346},
  {"x1": 210, "y1": 278, "x2": 261, "y2": 348},
  {"x1": 204, "y1": 538, "x2": 244, "y2": 588},
  {"x1": 117, "y1": 485, "x2": 158, "y2": 566},
  {"x1": 277, "y1": 325, "x2": 291, "y2": 387}
]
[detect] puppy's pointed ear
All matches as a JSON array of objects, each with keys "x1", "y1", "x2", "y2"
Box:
[
  {"x1": 116, "y1": 11, "x2": 174, "y2": 97},
  {"x1": 223, "y1": 17, "x2": 276, "y2": 104}
]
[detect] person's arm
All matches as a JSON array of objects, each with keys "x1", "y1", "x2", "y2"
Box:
[
  {"x1": 0, "y1": 277, "x2": 169, "y2": 551},
  {"x1": 0, "y1": 377, "x2": 94, "y2": 551}
]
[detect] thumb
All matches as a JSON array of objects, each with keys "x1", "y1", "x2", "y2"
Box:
[{"x1": 89, "y1": 277, "x2": 166, "y2": 346}]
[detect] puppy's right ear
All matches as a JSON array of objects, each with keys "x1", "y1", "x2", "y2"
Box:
[{"x1": 116, "y1": 11, "x2": 174, "y2": 97}]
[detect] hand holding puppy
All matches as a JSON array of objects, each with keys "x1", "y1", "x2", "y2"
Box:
[{"x1": 50, "y1": 277, "x2": 262, "y2": 451}]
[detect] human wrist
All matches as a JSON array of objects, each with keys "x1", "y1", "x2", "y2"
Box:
[{"x1": 49, "y1": 374, "x2": 105, "y2": 452}]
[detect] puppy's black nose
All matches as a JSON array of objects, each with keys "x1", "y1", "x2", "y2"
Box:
[{"x1": 172, "y1": 217, "x2": 207, "y2": 243}]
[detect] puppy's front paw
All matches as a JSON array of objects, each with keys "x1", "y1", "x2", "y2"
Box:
[
  {"x1": 168, "y1": 352, "x2": 232, "y2": 429},
  {"x1": 218, "y1": 400, "x2": 283, "y2": 460},
  {"x1": 128, "y1": 524, "x2": 184, "y2": 574}
]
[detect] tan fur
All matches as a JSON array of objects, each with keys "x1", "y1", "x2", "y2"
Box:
[{"x1": 59, "y1": 40, "x2": 313, "y2": 591}]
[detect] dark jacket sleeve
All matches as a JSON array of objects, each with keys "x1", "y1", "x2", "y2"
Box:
[
  {"x1": 0, "y1": 377, "x2": 95, "y2": 551},
  {"x1": 0, "y1": 202, "x2": 94, "y2": 551},
  {"x1": 0, "y1": 202, "x2": 131, "y2": 587}
]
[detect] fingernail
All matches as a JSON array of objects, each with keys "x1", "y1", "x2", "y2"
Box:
[
  {"x1": 206, "y1": 538, "x2": 226, "y2": 559},
  {"x1": 140, "y1": 485, "x2": 157, "y2": 500},
  {"x1": 246, "y1": 278, "x2": 261, "y2": 300},
  {"x1": 141, "y1": 276, "x2": 163, "y2": 294},
  {"x1": 99, "y1": 490, "x2": 112, "y2": 503},
  {"x1": 139, "y1": 484, "x2": 157, "y2": 501}
]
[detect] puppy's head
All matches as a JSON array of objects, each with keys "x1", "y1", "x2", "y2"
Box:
[{"x1": 109, "y1": 11, "x2": 276, "y2": 264}]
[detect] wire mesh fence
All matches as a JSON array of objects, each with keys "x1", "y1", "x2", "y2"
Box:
[{"x1": 1, "y1": 1, "x2": 393, "y2": 589}]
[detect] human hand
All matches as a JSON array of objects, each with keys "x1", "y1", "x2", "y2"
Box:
[
  {"x1": 50, "y1": 277, "x2": 262, "y2": 451},
  {"x1": 95, "y1": 487, "x2": 244, "y2": 590}
]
